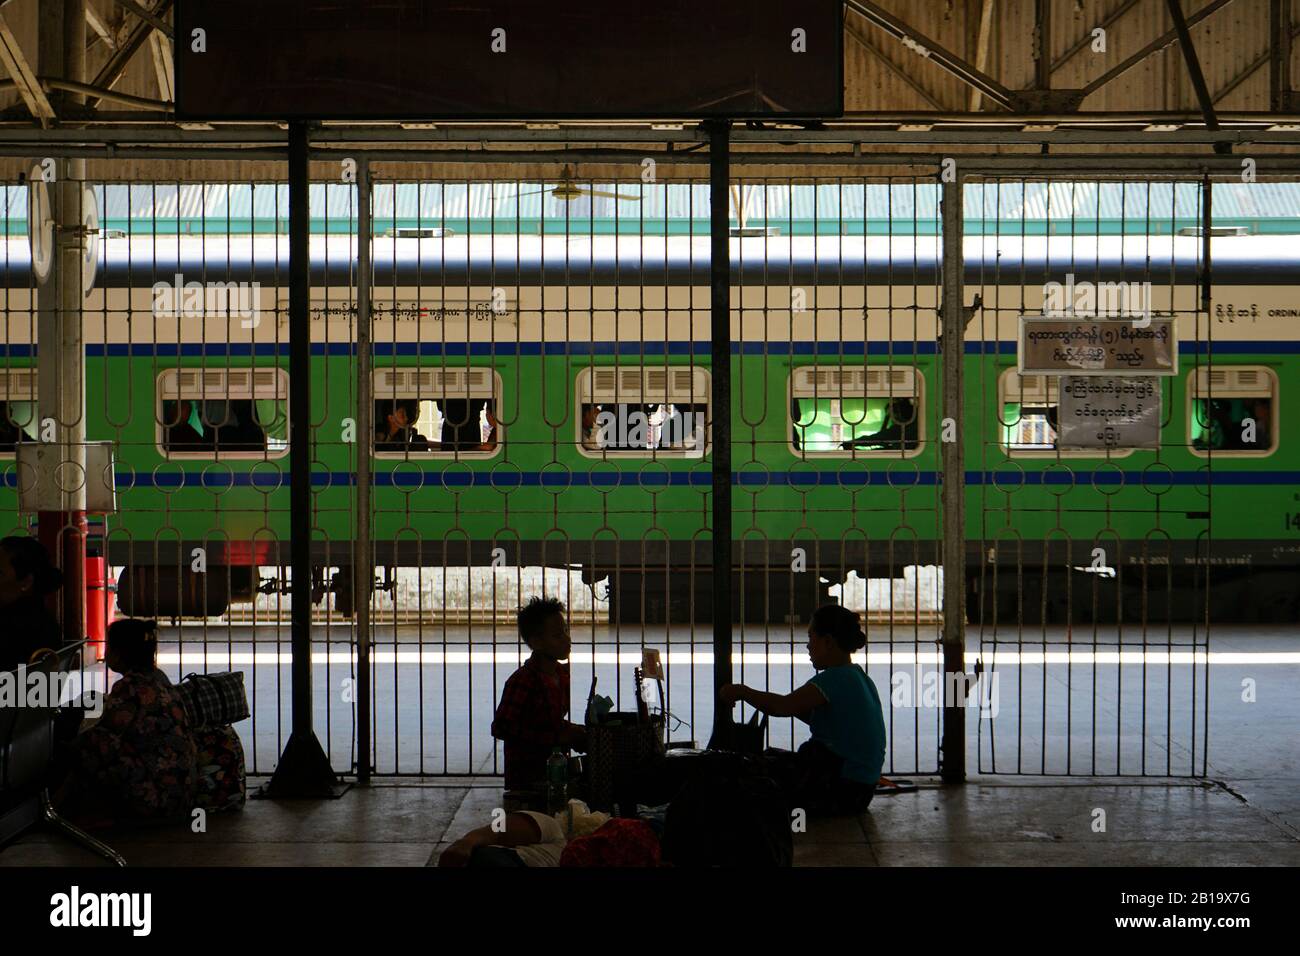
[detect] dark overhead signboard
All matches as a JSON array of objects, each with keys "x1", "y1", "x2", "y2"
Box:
[{"x1": 174, "y1": 0, "x2": 844, "y2": 120}]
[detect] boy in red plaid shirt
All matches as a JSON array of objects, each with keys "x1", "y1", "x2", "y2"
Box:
[{"x1": 492, "y1": 597, "x2": 587, "y2": 790}]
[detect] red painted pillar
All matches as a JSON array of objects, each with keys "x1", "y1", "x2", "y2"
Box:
[{"x1": 39, "y1": 510, "x2": 86, "y2": 642}]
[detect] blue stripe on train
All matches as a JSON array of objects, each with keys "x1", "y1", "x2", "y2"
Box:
[
  {"x1": 5, "y1": 469, "x2": 1297, "y2": 490},
  {"x1": 2, "y1": 340, "x2": 1298, "y2": 358}
]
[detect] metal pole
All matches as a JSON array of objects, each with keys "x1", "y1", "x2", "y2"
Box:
[
  {"x1": 36, "y1": 0, "x2": 87, "y2": 643},
  {"x1": 708, "y1": 120, "x2": 733, "y2": 746},
  {"x1": 939, "y1": 175, "x2": 967, "y2": 784},
  {"x1": 289, "y1": 122, "x2": 313, "y2": 743},
  {"x1": 261, "y1": 122, "x2": 345, "y2": 797},
  {"x1": 1035, "y1": 0, "x2": 1052, "y2": 91},
  {"x1": 355, "y1": 159, "x2": 373, "y2": 785},
  {"x1": 1200, "y1": 174, "x2": 1212, "y2": 778}
]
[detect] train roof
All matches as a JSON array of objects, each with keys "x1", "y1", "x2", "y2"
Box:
[{"x1": 1, "y1": 233, "x2": 1297, "y2": 287}]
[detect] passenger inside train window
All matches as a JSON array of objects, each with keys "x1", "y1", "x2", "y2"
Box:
[
  {"x1": 581, "y1": 404, "x2": 605, "y2": 449},
  {"x1": 792, "y1": 396, "x2": 920, "y2": 453},
  {"x1": 374, "y1": 399, "x2": 433, "y2": 452},
  {"x1": 439, "y1": 398, "x2": 497, "y2": 452},
  {"x1": 580, "y1": 402, "x2": 648, "y2": 451},
  {"x1": 580, "y1": 402, "x2": 694, "y2": 452},
  {"x1": 479, "y1": 406, "x2": 500, "y2": 452},
  {"x1": 840, "y1": 398, "x2": 919, "y2": 451},
  {"x1": 1191, "y1": 397, "x2": 1274, "y2": 452}
]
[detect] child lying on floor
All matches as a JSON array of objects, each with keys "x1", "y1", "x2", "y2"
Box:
[{"x1": 437, "y1": 799, "x2": 610, "y2": 867}]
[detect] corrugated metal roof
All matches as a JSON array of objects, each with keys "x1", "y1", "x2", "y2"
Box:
[{"x1": 1, "y1": 181, "x2": 1297, "y2": 225}]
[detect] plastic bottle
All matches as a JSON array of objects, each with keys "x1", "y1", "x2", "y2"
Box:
[{"x1": 546, "y1": 748, "x2": 568, "y2": 814}]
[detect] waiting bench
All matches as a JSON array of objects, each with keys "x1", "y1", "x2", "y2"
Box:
[{"x1": 0, "y1": 643, "x2": 126, "y2": 866}]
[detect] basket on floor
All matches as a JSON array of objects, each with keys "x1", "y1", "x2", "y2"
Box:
[{"x1": 585, "y1": 714, "x2": 665, "y2": 813}]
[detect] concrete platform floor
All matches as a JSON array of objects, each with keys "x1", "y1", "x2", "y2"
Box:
[{"x1": 2, "y1": 774, "x2": 1297, "y2": 867}]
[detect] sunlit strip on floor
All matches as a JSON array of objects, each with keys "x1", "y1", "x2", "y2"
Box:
[{"x1": 152, "y1": 650, "x2": 1300, "y2": 666}]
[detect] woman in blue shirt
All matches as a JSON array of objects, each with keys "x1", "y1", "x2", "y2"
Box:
[{"x1": 721, "y1": 604, "x2": 886, "y2": 815}]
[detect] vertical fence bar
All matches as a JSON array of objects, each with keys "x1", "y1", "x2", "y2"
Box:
[
  {"x1": 708, "y1": 121, "x2": 733, "y2": 744},
  {"x1": 940, "y1": 175, "x2": 967, "y2": 784},
  {"x1": 355, "y1": 160, "x2": 373, "y2": 784}
]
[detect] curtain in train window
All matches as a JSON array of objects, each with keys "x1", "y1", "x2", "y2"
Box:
[
  {"x1": 1001, "y1": 401, "x2": 1059, "y2": 450},
  {"x1": 254, "y1": 398, "x2": 288, "y2": 450}
]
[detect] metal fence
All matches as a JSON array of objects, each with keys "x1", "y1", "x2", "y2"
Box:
[{"x1": 3, "y1": 166, "x2": 1255, "y2": 780}]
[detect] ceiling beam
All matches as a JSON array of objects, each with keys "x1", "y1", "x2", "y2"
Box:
[
  {"x1": 110, "y1": 0, "x2": 173, "y2": 39},
  {"x1": 1271, "y1": 0, "x2": 1294, "y2": 112},
  {"x1": 6, "y1": 142, "x2": 1298, "y2": 177},
  {"x1": 845, "y1": 0, "x2": 1015, "y2": 111},
  {"x1": 86, "y1": 0, "x2": 173, "y2": 109},
  {"x1": 2, "y1": 122, "x2": 1299, "y2": 149},
  {"x1": 149, "y1": 30, "x2": 173, "y2": 102},
  {"x1": 968, "y1": 0, "x2": 995, "y2": 111},
  {"x1": 41, "y1": 78, "x2": 170, "y2": 111},
  {"x1": 0, "y1": 12, "x2": 56, "y2": 126},
  {"x1": 84, "y1": 5, "x2": 117, "y2": 52},
  {"x1": 1033, "y1": 0, "x2": 1051, "y2": 90},
  {"x1": 1164, "y1": 0, "x2": 1220, "y2": 134}
]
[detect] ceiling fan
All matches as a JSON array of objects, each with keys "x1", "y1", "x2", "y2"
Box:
[{"x1": 517, "y1": 166, "x2": 642, "y2": 202}]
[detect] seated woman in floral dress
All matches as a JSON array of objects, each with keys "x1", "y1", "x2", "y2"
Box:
[{"x1": 56, "y1": 618, "x2": 198, "y2": 827}]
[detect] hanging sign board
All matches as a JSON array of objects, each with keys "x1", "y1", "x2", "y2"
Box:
[
  {"x1": 1018, "y1": 316, "x2": 1177, "y2": 376},
  {"x1": 1057, "y1": 376, "x2": 1161, "y2": 449},
  {"x1": 175, "y1": 0, "x2": 844, "y2": 120}
]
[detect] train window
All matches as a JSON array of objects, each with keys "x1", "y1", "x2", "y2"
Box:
[
  {"x1": 1188, "y1": 365, "x2": 1277, "y2": 457},
  {"x1": 576, "y1": 366, "x2": 709, "y2": 458},
  {"x1": 156, "y1": 368, "x2": 288, "y2": 458},
  {"x1": 0, "y1": 367, "x2": 38, "y2": 456},
  {"x1": 999, "y1": 370, "x2": 1139, "y2": 458},
  {"x1": 372, "y1": 366, "x2": 503, "y2": 458},
  {"x1": 789, "y1": 365, "x2": 923, "y2": 457}
]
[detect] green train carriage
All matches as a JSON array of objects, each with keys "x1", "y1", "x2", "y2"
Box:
[{"x1": 1, "y1": 232, "x2": 1296, "y2": 623}]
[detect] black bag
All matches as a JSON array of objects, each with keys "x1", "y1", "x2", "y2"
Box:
[
  {"x1": 705, "y1": 709, "x2": 767, "y2": 754},
  {"x1": 659, "y1": 752, "x2": 794, "y2": 868}
]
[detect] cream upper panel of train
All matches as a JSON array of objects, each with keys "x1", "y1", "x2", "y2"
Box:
[{"x1": 1, "y1": 234, "x2": 1296, "y2": 345}]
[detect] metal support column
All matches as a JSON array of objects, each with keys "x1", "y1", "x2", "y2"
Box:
[
  {"x1": 261, "y1": 122, "x2": 347, "y2": 798},
  {"x1": 939, "y1": 176, "x2": 967, "y2": 784},
  {"x1": 354, "y1": 159, "x2": 373, "y2": 785},
  {"x1": 35, "y1": 0, "x2": 87, "y2": 642},
  {"x1": 708, "y1": 120, "x2": 733, "y2": 746},
  {"x1": 1165, "y1": 0, "x2": 1222, "y2": 143},
  {"x1": 1034, "y1": 0, "x2": 1052, "y2": 90}
]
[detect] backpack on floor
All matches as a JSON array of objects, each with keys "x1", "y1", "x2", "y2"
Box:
[{"x1": 660, "y1": 758, "x2": 793, "y2": 867}]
